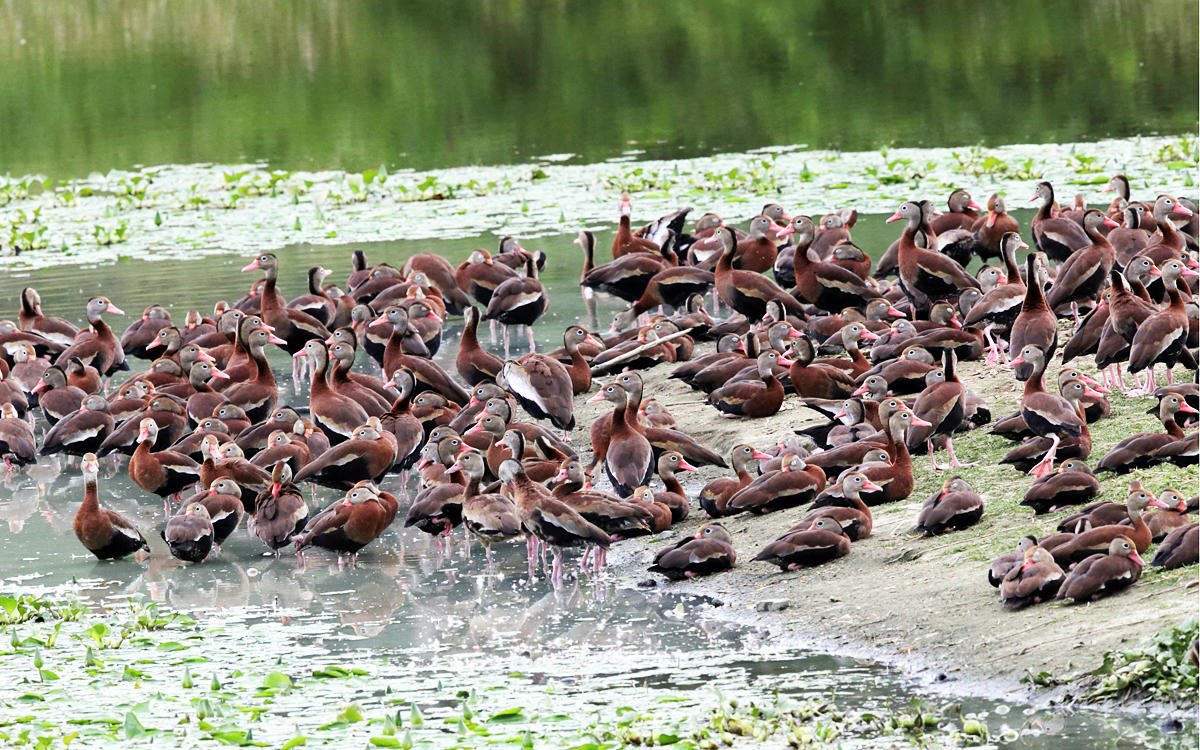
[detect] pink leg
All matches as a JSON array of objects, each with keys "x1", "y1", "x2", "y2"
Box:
[
  {"x1": 503, "y1": 326, "x2": 511, "y2": 360},
  {"x1": 1166, "y1": 366, "x2": 1174, "y2": 385},
  {"x1": 1028, "y1": 435, "x2": 1060, "y2": 478},
  {"x1": 551, "y1": 548, "x2": 564, "y2": 587},
  {"x1": 489, "y1": 318, "x2": 497, "y2": 345},
  {"x1": 580, "y1": 546, "x2": 591, "y2": 571},
  {"x1": 982, "y1": 327, "x2": 1001, "y2": 366},
  {"x1": 526, "y1": 325, "x2": 536, "y2": 353},
  {"x1": 1143, "y1": 365, "x2": 1157, "y2": 395},
  {"x1": 927, "y1": 439, "x2": 943, "y2": 472},
  {"x1": 946, "y1": 437, "x2": 977, "y2": 468},
  {"x1": 485, "y1": 545, "x2": 495, "y2": 569}
]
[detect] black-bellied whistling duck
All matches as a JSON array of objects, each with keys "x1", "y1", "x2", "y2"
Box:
[
  {"x1": 241, "y1": 253, "x2": 330, "y2": 354},
  {"x1": 970, "y1": 194, "x2": 1019, "y2": 263},
  {"x1": 0, "y1": 403, "x2": 34, "y2": 466},
  {"x1": 163, "y1": 502, "x2": 214, "y2": 563},
  {"x1": 55, "y1": 296, "x2": 127, "y2": 377},
  {"x1": 456, "y1": 306, "x2": 503, "y2": 386},
  {"x1": 613, "y1": 266, "x2": 714, "y2": 330},
  {"x1": 1002, "y1": 375, "x2": 1096, "y2": 473},
  {"x1": 180, "y1": 478, "x2": 243, "y2": 548},
  {"x1": 1136, "y1": 195, "x2": 1193, "y2": 268},
  {"x1": 402, "y1": 300, "x2": 444, "y2": 356},
  {"x1": 171, "y1": 418, "x2": 232, "y2": 462},
  {"x1": 106, "y1": 380, "x2": 151, "y2": 423},
  {"x1": 409, "y1": 446, "x2": 476, "y2": 538},
  {"x1": 728, "y1": 455, "x2": 825, "y2": 515},
  {"x1": 1151, "y1": 429, "x2": 1198, "y2": 467},
  {"x1": 1055, "y1": 536, "x2": 1144, "y2": 603},
  {"x1": 1044, "y1": 210, "x2": 1121, "y2": 320},
  {"x1": 1128, "y1": 259, "x2": 1199, "y2": 394},
  {"x1": 1144, "y1": 492, "x2": 1192, "y2": 542},
  {"x1": 248, "y1": 429, "x2": 311, "y2": 475},
  {"x1": 98, "y1": 395, "x2": 188, "y2": 455},
  {"x1": 887, "y1": 200, "x2": 979, "y2": 313},
  {"x1": 294, "y1": 423, "x2": 394, "y2": 489},
  {"x1": 212, "y1": 404, "x2": 251, "y2": 436},
  {"x1": 121, "y1": 305, "x2": 172, "y2": 361},
  {"x1": 611, "y1": 193, "x2": 660, "y2": 258},
  {"x1": 234, "y1": 405, "x2": 300, "y2": 457},
  {"x1": 462, "y1": 480, "x2": 523, "y2": 568},
  {"x1": 906, "y1": 350, "x2": 971, "y2": 470},
  {"x1": 1021, "y1": 459, "x2": 1099, "y2": 514},
  {"x1": 795, "y1": 472, "x2": 878, "y2": 541},
  {"x1": 649, "y1": 522, "x2": 736, "y2": 580},
  {"x1": 1006, "y1": 345, "x2": 1088, "y2": 478},
  {"x1": 551, "y1": 459, "x2": 655, "y2": 539},
  {"x1": 40, "y1": 394, "x2": 114, "y2": 456},
  {"x1": 788, "y1": 338, "x2": 856, "y2": 399},
  {"x1": 754, "y1": 515, "x2": 849, "y2": 570},
  {"x1": 860, "y1": 345, "x2": 936, "y2": 396},
  {"x1": 8, "y1": 344, "x2": 46, "y2": 396},
  {"x1": 1031, "y1": 181, "x2": 1089, "y2": 263},
  {"x1": 498, "y1": 355, "x2": 575, "y2": 433},
  {"x1": 221, "y1": 326, "x2": 281, "y2": 423},
  {"x1": 686, "y1": 333, "x2": 757, "y2": 393},
  {"x1": 914, "y1": 476, "x2": 983, "y2": 534},
  {"x1": 296, "y1": 481, "x2": 395, "y2": 563},
  {"x1": 787, "y1": 216, "x2": 876, "y2": 311},
  {"x1": 501, "y1": 458, "x2": 610, "y2": 584},
  {"x1": 1006, "y1": 249, "x2": 1058, "y2": 363},
  {"x1": 1110, "y1": 205, "x2": 1152, "y2": 265},
  {"x1": 456, "y1": 248, "x2": 520, "y2": 309},
  {"x1": 988, "y1": 535, "x2": 1038, "y2": 587},
  {"x1": 583, "y1": 244, "x2": 668, "y2": 306},
  {"x1": 638, "y1": 399, "x2": 675, "y2": 429},
  {"x1": 830, "y1": 243, "x2": 871, "y2": 279},
  {"x1": 1096, "y1": 393, "x2": 1194, "y2": 472},
  {"x1": 199, "y1": 436, "x2": 273, "y2": 495},
  {"x1": 249, "y1": 462, "x2": 309, "y2": 553},
  {"x1": 1049, "y1": 490, "x2": 1153, "y2": 565},
  {"x1": 18, "y1": 287, "x2": 79, "y2": 348},
  {"x1": 817, "y1": 324, "x2": 877, "y2": 377},
  {"x1": 286, "y1": 266, "x2": 336, "y2": 326},
  {"x1": 932, "y1": 189, "x2": 981, "y2": 233},
  {"x1": 653, "y1": 451, "x2": 696, "y2": 522},
  {"x1": 587, "y1": 382, "x2": 651, "y2": 497},
  {"x1": 560, "y1": 325, "x2": 601, "y2": 395},
  {"x1": 1151, "y1": 523, "x2": 1199, "y2": 570},
  {"x1": 999, "y1": 546, "x2": 1065, "y2": 609},
  {"x1": 713, "y1": 227, "x2": 806, "y2": 320},
  {"x1": 74, "y1": 453, "x2": 148, "y2": 559},
  {"x1": 295, "y1": 340, "x2": 367, "y2": 444},
  {"x1": 496, "y1": 429, "x2": 560, "y2": 483},
  {"x1": 374, "y1": 304, "x2": 429, "y2": 361},
  {"x1": 484, "y1": 254, "x2": 546, "y2": 357},
  {"x1": 325, "y1": 341, "x2": 390, "y2": 417},
  {"x1": 450, "y1": 382, "x2": 511, "y2": 434},
  {"x1": 129, "y1": 418, "x2": 200, "y2": 503},
  {"x1": 732, "y1": 216, "x2": 780, "y2": 272},
  {"x1": 400, "y1": 253, "x2": 473, "y2": 315},
  {"x1": 708, "y1": 350, "x2": 789, "y2": 418},
  {"x1": 698, "y1": 444, "x2": 771, "y2": 518}
]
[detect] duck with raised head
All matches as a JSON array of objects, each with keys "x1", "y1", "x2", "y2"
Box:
[
  {"x1": 249, "y1": 462, "x2": 309, "y2": 552},
  {"x1": 1127, "y1": 259, "x2": 1199, "y2": 394},
  {"x1": 1096, "y1": 393, "x2": 1195, "y2": 472},
  {"x1": 241, "y1": 252, "x2": 330, "y2": 354},
  {"x1": 456, "y1": 306, "x2": 504, "y2": 386},
  {"x1": 999, "y1": 546, "x2": 1065, "y2": 609},
  {"x1": 18, "y1": 287, "x2": 79, "y2": 348},
  {"x1": 1055, "y1": 536, "x2": 1144, "y2": 603},
  {"x1": 932, "y1": 189, "x2": 981, "y2": 234},
  {"x1": 129, "y1": 418, "x2": 201, "y2": 504},
  {"x1": 786, "y1": 216, "x2": 876, "y2": 311},
  {"x1": 649, "y1": 522, "x2": 736, "y2": 580},
  {"x1": 788, "y1": 337, "x2": 856, "y2": 400},
  {"x1": 1044, "y1": 210, "x2": 1121, "y2": 321},
  {"x1": 1031, "y1": 181, "x2": 1089, "y2": 263},
  {"x1": 905, "y1": 349, "x2": 972, "y2": 470},
  {"x1": 652, "y1": 451, "x2": 696, "y2": 522},
  {"x1": 698, "y1": 444, "x2": 772, "y2": 518},
  {"x1": 55, "y1": 296, "x2": 127, "y2": 377},
  {"x1": 586, "y1": 382, "x2": 652, "y2": 497},
  {"x1": 462, "y1": 477, "x2": 523, "y2": 568},
  {"x1": 74, "y1": 453, "x2": 148, "y2": 559},
  {"x1": 292, "y1": 340, "x2": 368, "y2": 445},
  {"x1": 1002, "y1": 374, "x2": 1096, "y2": 473},
  {"x1": 754, "y1": 515, "x2": 849, "y2": 571},
  {"x1": 914, "y1": 476, "x2": 983, "y2": 534},
  {"x1": 1048, "y1": 488, "x2": 1153, "y2": 565},
  {"x1": 1005, "y1": 346, "x2": 1089, "y2": 478},
  {"x1": 611, "y1": 193, "x2": 661, "y2": 258},
  {"x1": 485, "y1": 253, "x2": 547, "y2": 357},
  {"x1": 887, "y1": 200, "x2": 979, "y2": 314},
  {"x1": 559, "y1": 325, "x2": 603, "y2": 395},
  {"x1": 1021, "y1": 459, "x2": 1099, "y2": 514},
  {"x1": 1135, "y1": 195, "x2": 1194, "y2": 269},
  {"x1": 502, "y1": 459, "x2": 610, "y2": 584},
  {"x1": 712, "y1": 227, "x2": 806, "y2": 320},
  {"x1": 988, "y1": 536, "x2": 1039, "y2": 587},
  {"x1": 1007, "y1": 249, "x2": 1058, "y2": 361},
  {"x1": 794, "y1": 472, "x2": 878, "y2": 541},
  {"x1": 286, "y1": 266, "x2": 336, "y2": 326}
]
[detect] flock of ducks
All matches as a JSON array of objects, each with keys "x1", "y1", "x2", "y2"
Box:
[{"x1": 0, "y1": 173, "x2": 1195, "y2": 606}]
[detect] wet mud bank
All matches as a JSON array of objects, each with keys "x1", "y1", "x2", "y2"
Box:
[{"x1": 559, "y1": 328, "x2": 1197, "y2": 715}]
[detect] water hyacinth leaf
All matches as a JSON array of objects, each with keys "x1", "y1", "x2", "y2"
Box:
[
  {"x1": 281, "y1": 738, "x2": 306, "y2": 750},
  {"x1": 409, "y1": 705, "x2": 423, "y2": 726},
  {"x1": 262, "y1": 672, "x2": 293, "y2": 690},
  {"x1": 369, "y1": 737, "x2": 402, "y2": 748},
  {"x1": 123, "y1": 712, "x2": 146, "y2": 739},
  {"x1": 337, "y1": 705, "x2": 363, "y2": 724},
  {"x1": 488, "y1": 707, "x2": 525, "y2": 723},
  {"x1": 182, "y1": 667, "x2": 194, "y2": 688}
]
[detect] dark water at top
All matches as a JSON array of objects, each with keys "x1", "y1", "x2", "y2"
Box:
[{"x1": 0, "y1": 1, "x2": 1196, "y2": 180}]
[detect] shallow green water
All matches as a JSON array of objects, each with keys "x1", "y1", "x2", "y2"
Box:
[{"x1": 0, "y1": 1, "x2": 1196, "y2": 180}]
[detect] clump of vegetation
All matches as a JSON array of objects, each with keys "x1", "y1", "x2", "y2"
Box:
[
  {"x1": 950, "y1": 145, "x2": 1043, "y2": 180},
  {"x1": 1152, "y1": 134, "x2": 1198, "y2": 169},
  {"x1": 6, "y1": 207, "x2": 48, "y2": 253},
  {"x1": 1086, "y1": 621, "x2": 1198, "y2": 704},
  {"x1": 92, "y1": 220, "x2": 130, "y2": 245},
  {"x1": 0, "y1": 594, "x2": 87, "y2": 626}
]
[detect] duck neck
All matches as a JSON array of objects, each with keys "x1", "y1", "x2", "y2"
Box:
[{"x1": 81, "y1": 476, "x2": 99, "y2": 512}]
